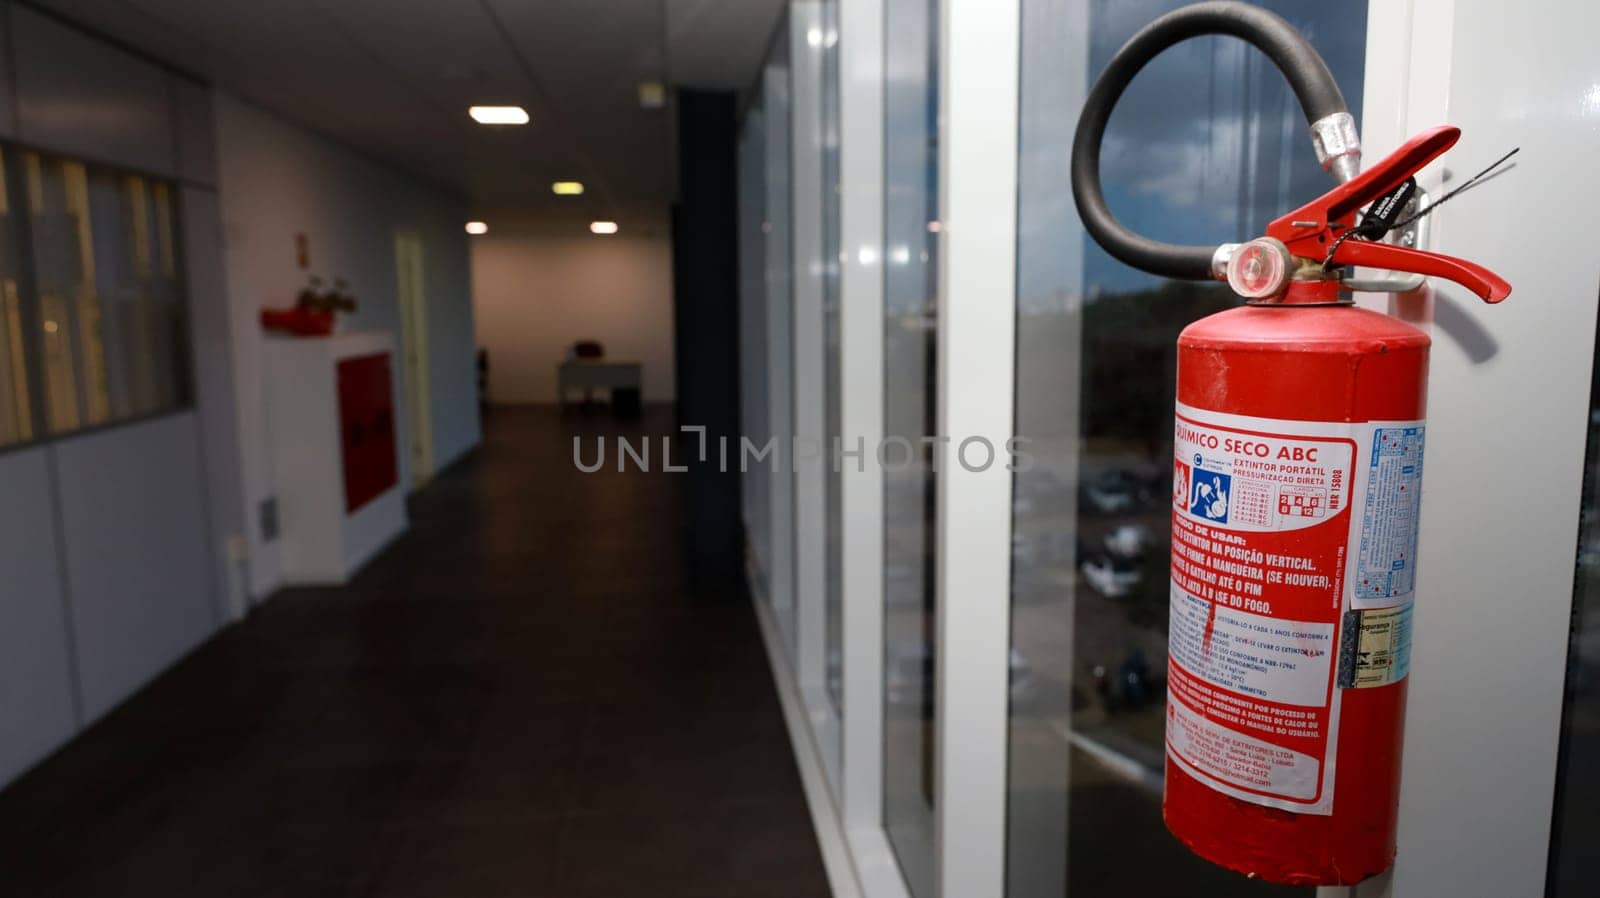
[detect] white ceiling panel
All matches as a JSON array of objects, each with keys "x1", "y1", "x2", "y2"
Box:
[
  {"x1": 666, "y1": 0, "x2": 786, "y2": 90},
  {"x1": 24, "y1": 0, "x2": 787, "y2": 230}
]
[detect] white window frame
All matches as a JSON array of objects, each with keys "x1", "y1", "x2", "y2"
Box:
[
  {"x1": 838, "y1": 0, "x2": 888, "y2": 841},
  {"x1": 789, "y1": 0, "x2": 844, "y2": 794},
  {"x1": 932, "y1": 1, "x2": 1021, "y2": 896}
]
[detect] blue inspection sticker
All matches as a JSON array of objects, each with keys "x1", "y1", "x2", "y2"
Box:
[{"x1": 1355, "y1": 426, "x2": 1424, "y2": 601}]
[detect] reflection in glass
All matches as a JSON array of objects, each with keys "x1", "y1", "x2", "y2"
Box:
[
  {"x1": 882, "y1": 0, "x2": 939, "y2": 894},
  {"x1": 1007, "y1": 1, "x2": 1367, "y2": 895},
  {"x1": 26, "y1": 151, "x2": 188, "y2": 435},
  {"x1": 1549, "y1": 299, "x2": 1600, "y2": 898}
]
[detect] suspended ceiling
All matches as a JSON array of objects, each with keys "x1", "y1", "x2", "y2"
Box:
[{"x1": 26, "y1": 0, "x2": 788, "y2": 231}]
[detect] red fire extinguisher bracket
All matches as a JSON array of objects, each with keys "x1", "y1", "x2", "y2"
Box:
[{"x1": 1069, "y1": 1, "x2": 1514, "y2": 888}]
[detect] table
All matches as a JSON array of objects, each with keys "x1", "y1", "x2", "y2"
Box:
[{"x1": 557, "y1": 359, "x2": 643, "y2": 407}]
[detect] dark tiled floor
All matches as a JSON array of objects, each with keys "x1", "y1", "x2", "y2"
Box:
[{"x1": 0, "y1": 406, "x2": 830, "y2": 898}]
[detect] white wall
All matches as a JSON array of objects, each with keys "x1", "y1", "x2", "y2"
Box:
[
  {"x1": 215, "y1": 94, "x2": 481, "y2": 599},
  {"x1": 54, "y1": 415, "x2": 216, "y2": 722},
  {"x1": 0, "y1": 447, "x2": 76, "y2": 788},
  {"x1": 1360, "y1": 2, "x2": 1600, "y2": 895},
  {"x1": 471, "y1": 233, "x2": 675, "y2": 403}
]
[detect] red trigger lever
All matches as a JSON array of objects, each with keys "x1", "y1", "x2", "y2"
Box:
[{"x1": 1265, "y1": 125, "x2": 1512, "y2": 304}]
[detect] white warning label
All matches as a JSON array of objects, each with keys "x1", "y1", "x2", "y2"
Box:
[
  {"x1": 1167, "y1": 403, "x2": 1426, "y2": 815},
  {"x1": 1168, "y1": 691, "x2": 1322, "y2": 800},
  {"x1": 1169, "y1": 586, "x2": 1334, "y2": 707}
]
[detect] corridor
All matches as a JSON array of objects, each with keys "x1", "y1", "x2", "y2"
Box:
[{"x1": 0, "y1": 407, "x2": 829, "y2": 898}]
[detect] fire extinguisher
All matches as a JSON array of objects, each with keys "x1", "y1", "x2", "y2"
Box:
[{"x1": 1070, "y1": 2, "x2": 1511, "y2": 887}]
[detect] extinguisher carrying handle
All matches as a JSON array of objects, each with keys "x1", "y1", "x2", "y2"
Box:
[
  {"x1": 1070, "y1": 1, "x2": 1356, "y2": 281},
  {"x1": 1334, "y1": 241, "x2": 1510, "y2": 303}
]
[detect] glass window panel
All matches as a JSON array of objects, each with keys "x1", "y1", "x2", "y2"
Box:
[
  {"x1": 765, "y1": 18, "x2": 799, "y2": 657},
  {"x1": 1007, "y1": 1, "x2": 1367, "y2": 895},
  {"x1": 28, "y1": 154, "x2": 93, "y2": 432},
  {"x1": 882, "y1": 0, "x2": 939, "y2": 894},
  {"x1": 25, "y1": 151, "x2": 189, "y2": 436},
  {"x1": 820, "y1": 0, "x2": 844, "y2": 712},
  {"x1": 0, "y1": 149, "x2": 32, "y2": 447},
  {"x1": 740, "y1": 94, "x2": 772, "y2": 597},
  {"x1": 1549, "y1": 294, "x2": 1600, "y2": 898}
]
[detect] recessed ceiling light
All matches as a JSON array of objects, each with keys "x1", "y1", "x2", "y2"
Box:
[
  {"x1": 468, "y1": 105, "x2": 529, "y2": 125},
  {"x1": 465, "y1": 221, "x2": 489, "y2": 235},
  {"x1": 638, "y1": 81, "x2": 666, "y2": 109},
  {"x1": 589, "y1": 221, "x2": 619, "y2": 235},
  {"x1": 551, "y1": 181, "x2": 585, "y2": 196}
]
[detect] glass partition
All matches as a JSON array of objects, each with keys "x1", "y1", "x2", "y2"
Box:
[
  {"x1": 25, "y1": 151, "x2": 188, "y2": 436},
  {"x1": 1007, "y1": 1, "x2": 1368, "y2": 894},
  {"x1": 0, "y1": 148, "x2": 189, "y2": 449},
  {"x1": 882, "y1": 0, "x2": 939, "y2": 893}
]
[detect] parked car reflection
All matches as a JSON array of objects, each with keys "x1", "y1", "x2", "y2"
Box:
[{"x1": 1081, "y1": 552, "x2": 1141, "y2": 599}]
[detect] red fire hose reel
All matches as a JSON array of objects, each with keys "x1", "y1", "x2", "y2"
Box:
[{"x1": 1070, "y1": 2, "x2": 1511, "y2": 887}]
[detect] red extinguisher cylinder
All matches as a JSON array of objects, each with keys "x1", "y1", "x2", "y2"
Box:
[{"x1": 1164, "y1": 304, "x2": 1429, "y2": 885}]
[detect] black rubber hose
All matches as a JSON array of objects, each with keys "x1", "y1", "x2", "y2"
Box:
[{"x1": 1070, "y1": 1, "x2": 1350, "y2": 280}]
